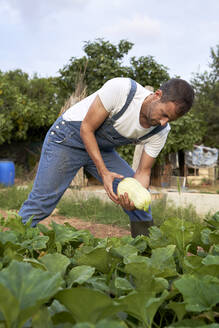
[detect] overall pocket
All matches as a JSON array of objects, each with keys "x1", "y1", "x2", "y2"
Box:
[
  {"x1": 48, "y1": 120, "x2": 74, "y2": 144},
  {"x1": 49, "y1": 129, "x2": 66, "y2": 144}
]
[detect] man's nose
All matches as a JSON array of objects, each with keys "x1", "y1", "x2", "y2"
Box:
[{"x1": 160, "y1": 118, "x2": 169, "y2": 126}]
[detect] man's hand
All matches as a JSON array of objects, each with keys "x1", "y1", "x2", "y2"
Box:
[
  {"x1": 118, "y1": 192, "x2": 136, "y2": 211},
  {"x1": 102, "y1": 171, "x2": 124, "y2": 204},
  {"x1": 102, "y1": 171, "x2": 136, "y2": 210}
]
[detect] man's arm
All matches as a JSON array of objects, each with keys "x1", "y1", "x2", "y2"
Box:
[
  {"x1": 80, "y1": 95, "x2": 124, "y2": 204},
  {"x1": 133, "y1": 150, "x2": 156, "y2": 189}
]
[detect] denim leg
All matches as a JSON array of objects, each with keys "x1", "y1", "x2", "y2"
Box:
[
  {"x1": 85, "y1": 149, "x2": 152, "y2": 222},
  {"x1": 19, "y1": 133, "x2": 87, "y2": 227}
]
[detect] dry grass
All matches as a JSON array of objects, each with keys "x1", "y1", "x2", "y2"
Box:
[{"x1": 59, "y1": 70, "x2": 87, "y2": 116}]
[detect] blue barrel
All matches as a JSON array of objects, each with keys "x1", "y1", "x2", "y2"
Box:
[{"x1": 0, "y1": 161, "x2": 15, "y2": 186}]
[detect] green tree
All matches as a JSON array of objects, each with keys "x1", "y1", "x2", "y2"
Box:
[
  {"x1": 0, "y1": 70, "x2": 60, "y2": 145},
  {"x1": 159, "y1": 112, "x2": 206, "y2": 163},
  {"x1": 191, "y1": 45, "x2": 219, "y2": 148},
  {"x1": 129, "y1": 55, "x2": 169, "y2": 89},
  {"x1": 58, "y1": 38, "x2": 171, "y2": 97},
  {"x1": 58, "y1": 38, "x2": 133, "y2": 98}
]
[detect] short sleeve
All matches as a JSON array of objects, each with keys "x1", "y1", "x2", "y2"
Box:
[
  {"x1": 143, "y1": 124, "x2": 171, "y2": 158},
  {"x1": 97, "y1": 77, "x2": 129, "y2": 113}
]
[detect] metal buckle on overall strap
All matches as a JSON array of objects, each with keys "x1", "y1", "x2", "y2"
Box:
[{"x1": 131, "y1": 138, "x2": 141, "y2": 145}]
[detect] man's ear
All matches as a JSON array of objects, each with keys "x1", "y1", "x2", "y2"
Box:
[{"x1": 154, "y1": 89, "x2": 162, "y2": 100}]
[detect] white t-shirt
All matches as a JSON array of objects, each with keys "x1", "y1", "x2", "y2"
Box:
[{"x1": 63, "y1": 77, "x2": 170, "y2": 158}]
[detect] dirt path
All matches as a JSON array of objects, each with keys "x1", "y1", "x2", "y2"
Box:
[{"x1": 0, "y1": 209, "x2": 130, "y2": 238}]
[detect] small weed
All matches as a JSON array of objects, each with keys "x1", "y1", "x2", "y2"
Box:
[
  {"x1": 151, "y1": 198, "x2": 202, "y2": 226},
  {"x1": 0, "y1": 184, "x2": 203, "y2": 229},
  {"x1": 57, "y1": 196, "x2": 129, "y2": 229},
  {"x1": 14, "y1": 164, "x2": 26, "y2": 179},
  {"x1": 57, "y1": 195, "x2": 202, "y2": 228},
  {"x1": 0, "y1": 184, "x2": 32, "y2": 210},
  {"x1": 201, "y1": 178, "x2": 212, "y2": 186}
]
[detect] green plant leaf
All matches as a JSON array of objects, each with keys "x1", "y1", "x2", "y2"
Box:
[
  {"x1": 51, "y1": 221, "x2": 90, "y2": 246},
  {"x1": 118, "y1": 289, "x2": 169, "y2": 328},
  {"x1": 0, "y1": 284, "x2": 20, "y2": 327},
  {"x1": 202, "y1": 254, "x2": 219, "y2": 266},
  {"x1": 72, "y1": 324, "x2": 95, "y2": 328},
  {"x1": 161, "y1": 218, "x2": 195, "y2": 252},
  {"x1": 32, "y1": 306, "x2": 53, "y2": 328},
  {"x1": 3, "y1": 246, "x2": 23, "y2": 264},
  {"x1": 150, "y1": 245, "x2": 177, "y2": 277},
  {"x1": 74, "y1": 246, "x2": 118, "y2": 274},
  {"x1": 124, "y1": 246, "x2": 177, "y2": 286},
  {"x1": 39, "y1": 253, "x2": 70, "y2": 278},
  {"x1": 56, "y1": 287, "x2": 123, "y2": 323},
  {"x1": 66, "y1": 265, "x2": 95, "y2": 287},
  {"x1": 130, "y1": 235, "x2": 148, "y2": 253},
  {"x1": 114, "y1": 277, "x2": 134, "y2": 292},
  {"x1": 86, "y1": 276, "x2": 110, "y2": 294},
  {"x1": 166, "y1": 301, "x2": 187, "y2": 321},
  {"x1": 23, "y1": 258, "x2": 47, "y2": 271},
  {"x1": 183, "y1": 255, "x2": 203, "y2": 274},
  {"x1": 0, "y1": 230, "x2": 18, "y2": 246},
  {"x1": 174, "y1": 274, "x2": 219, "y2": 312},
  {"x1": 51, "y1": 313, "x2": 76, "y2": 327},
  {"x1": 209, "y1": 231, "x2": 219, "y2": 245},
  {"x1": 124, "y1": 257, "x2": 169, "y2": 293},
  {"x1": 37, "y1": 223, "x2": 50, "y2": 234},
  {"x1": 0, "y1": 260, "x2": 63, "y2": 327},
  {"x1": 20, "y1": 235, "x2": 49, "y2": 252},
  {"x1": 72, "y1": 321, "x2": 128, "y2": 328},
  {"x1": 200, "y1": 228, "x2": 211, "y2": 246},
  {"x1": 147, "y1": 226, "x2": 168, "y2": 249},
  {"x1": 184, "y1": 254, "x2": 219, "y2": 277},
  {"x1": 111, "y1": 244, "x2": 138, "y2": 259},
  {"x1": 96, "y1": 319, "x2": 128, "y2": 327},
  {"x1": 167, "y1": 319, "x2": 219, "y2": 327}
]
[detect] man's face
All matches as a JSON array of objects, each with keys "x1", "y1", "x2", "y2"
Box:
[{"x1": 145, "y1": 98, "x2": 181, "y2": 127}]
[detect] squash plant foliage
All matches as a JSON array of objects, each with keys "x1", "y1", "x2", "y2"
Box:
[{"x1": 0, "y1": 211, "x2": 219, "y2": 327}]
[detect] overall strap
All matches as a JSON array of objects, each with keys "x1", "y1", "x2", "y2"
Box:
[
  {"x1": 106, "y1": 77, "x2": 167, "y2": 143},
  {"x1": 111, "y1": 78, "x2": 137, "y2": 122},
  {"x1": 136, "y1": 123, "x2": 168, "y2": 142}
]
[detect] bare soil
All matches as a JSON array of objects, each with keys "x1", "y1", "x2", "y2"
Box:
[{"x1": 0, "y1": 209, "x2": 130, "y2": 238}]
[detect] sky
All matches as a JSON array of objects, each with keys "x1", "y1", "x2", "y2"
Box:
[{"x1": 1, "y1": 0, "x2": 219, "y2": 83}]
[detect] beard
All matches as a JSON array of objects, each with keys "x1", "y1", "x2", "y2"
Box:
[{"x1": 145, "y1": 103, "x2": 160, "y2": 126}]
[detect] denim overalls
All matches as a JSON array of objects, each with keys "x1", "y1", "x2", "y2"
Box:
[{"x1": 19, "y1": 79, "x2": 166, "y2": 227}]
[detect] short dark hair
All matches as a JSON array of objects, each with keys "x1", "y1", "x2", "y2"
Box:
[{"x1": 159, "y1": 78, "x2": 194, "y2": 115}]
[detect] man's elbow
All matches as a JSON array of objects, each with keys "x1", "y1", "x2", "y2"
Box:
[{"x1": 80, "y1": 121, "x2": 94, "y2": 139}]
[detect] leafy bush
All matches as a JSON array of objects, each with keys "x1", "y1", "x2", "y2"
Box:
[{"x1": 0, "y1": 70, "x2": 61, "y2": 145}]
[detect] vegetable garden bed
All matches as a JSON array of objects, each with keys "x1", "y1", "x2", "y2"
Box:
[{"x1": 0, "y1": 211, "x2": 219, "y2": 327}]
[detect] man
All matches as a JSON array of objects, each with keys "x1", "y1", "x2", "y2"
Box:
[{"x1": 19, "y1": 77, "x2": 194, "y2": 237}]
